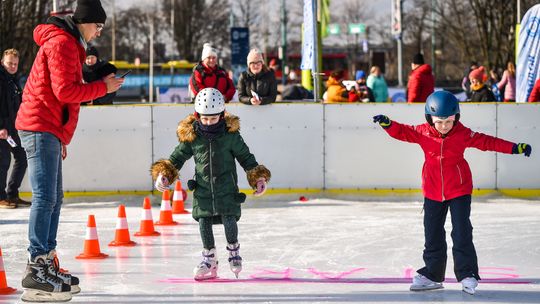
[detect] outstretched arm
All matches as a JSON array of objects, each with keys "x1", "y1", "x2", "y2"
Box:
[
  {"x1": 150, "y1": 142, "x2": 193, "y2": 191},
  {"x1": 467, "y1": 130, "x2": 515, "y2": 154},
  {"x1": 231, "y1": 133, "x2": 271, "y2": 195},
  {"x1": 373, "y1": 115, "x2": 422, "y2": 144}
]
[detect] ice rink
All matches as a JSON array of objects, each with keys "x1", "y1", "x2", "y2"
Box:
[{"x1": 1, "y1": 193, "x2": 539, "y2": 303}]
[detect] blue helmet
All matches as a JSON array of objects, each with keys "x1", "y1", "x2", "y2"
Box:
[{"x1": 425, "y1": 90, "x2": 460, "y2": 118}]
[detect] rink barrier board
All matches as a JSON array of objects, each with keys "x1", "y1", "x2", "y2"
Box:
[
  {"x1": 18, "y1": 188, "x2": 540, "y2": 199},
  {"x1": 14, "y1": 102, "x2": 540, "y2": 195}
]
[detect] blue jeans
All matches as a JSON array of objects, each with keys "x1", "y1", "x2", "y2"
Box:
[{"x1": 19, "y1": 131, "x2": 63, "y2": 259}]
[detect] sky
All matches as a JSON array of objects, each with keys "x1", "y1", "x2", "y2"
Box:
[{"x1": 114, "y1": 0, "x2": 392, "y2": 17}]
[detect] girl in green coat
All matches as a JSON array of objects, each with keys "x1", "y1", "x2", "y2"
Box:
[{"x1": 151, "y1": 88, "x2": 271, "y2": 280}]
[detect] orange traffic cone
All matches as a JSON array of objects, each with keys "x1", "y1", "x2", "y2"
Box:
[
  {"x1": 109, "y1": 205, "x2": 137, "y2": 247},
  {"x1": 0, "y1": 247, "x2": 16, "y2": 295},
  {"x1": 134, "y1": 197, "x2": 160, "y2": 236},
  {"x1": 172, "y1": 180, "x2": 189, "y2": 214},
  {"x1": 155, "y1": 190, "x2": 178, "y2": 226},
  {"x1": 76, "y1": 215, "x2": 109, "y2": 259}
]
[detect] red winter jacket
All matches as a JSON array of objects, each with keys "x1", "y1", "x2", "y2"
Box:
[
  {"x1": 16, "y1": 22, "x2": 107, "y2": 144},
  {"x1": 384, "y1": 121, "x2": 514, "y2": 202},
  {"x1": 407, "y1": 64, "x2": 434, "y2": 103},
  {"x1": 528, "y1": 78, "x2": 540, "y2": 102},
  {"x1": 189, "y1": 62, "x2": 235, "y2": 102}
]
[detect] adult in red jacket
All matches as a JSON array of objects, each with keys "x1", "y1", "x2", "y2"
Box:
[
  {"x1": 407, "y1": 53, "x2": 435, "y2": 103},
  {"x1": 15, "y1": 0, "x2": 123, "y2": 301},
  {"x1": 189, "y1": 43, "x2": 235, "y2": 102},
  {"x1": 528, "y1": 78, "x2": 540, "y2": 102},
  {"x1": 373, "y1": 91, "x2": 531, "y2": 295}
]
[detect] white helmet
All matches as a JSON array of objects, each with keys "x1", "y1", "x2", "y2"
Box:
[{"x1": 194, "y1": 88, "x2": 225, "y2": 115}]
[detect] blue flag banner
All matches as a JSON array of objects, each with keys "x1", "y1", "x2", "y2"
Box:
[
  {"x1": 231, "y1": 27, "x2": 250, "y2": 65},
  {"x1": 301, "y1": 0, "x2": 314, "y2": 70},
  {"x1": 517, "y1": 4, "x2": 540, "y2": 102}
]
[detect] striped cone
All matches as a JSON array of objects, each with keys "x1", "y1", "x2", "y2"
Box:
[
  {"x1": 134, "y1": 197, "x2": 160, "y2": 236},
  {"x1": 155, "y1": 190, "x2": 178, "y2": 226},
  {"x1": 172, "y1": 180, "x2": 189, "y2": 214},
  {"x1": 109, "y1": 205, "x2": 137, "y2": 247},
  {"x1": 76, "y1": 215, "x2": 109, "y2": 259},
  {"x1": 0, "y1": 247, "x2": 16, "y2": 295}
]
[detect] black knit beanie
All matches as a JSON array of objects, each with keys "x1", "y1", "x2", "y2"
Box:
[
  {"x1": 413, "y1": 53, "x2": 424, "y2": 65},
  {"x1": 73, "y1": 0, "x2": 107, "y2": 24},
  {"x1": 86, "y1": 45, "x2": 99, "y2": 58}
]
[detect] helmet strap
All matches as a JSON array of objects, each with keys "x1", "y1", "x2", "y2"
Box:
[{"x1": 425, "y1": 114, "x2": 434, "y2": 125}]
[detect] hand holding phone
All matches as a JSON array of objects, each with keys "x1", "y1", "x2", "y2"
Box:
[{"x1": 119, "y1": 70, "x2": 132, "y2": 78}]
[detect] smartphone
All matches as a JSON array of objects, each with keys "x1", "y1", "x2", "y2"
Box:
[{"x1": 119, "y1": 70, "x2": 132, "y2": 78}]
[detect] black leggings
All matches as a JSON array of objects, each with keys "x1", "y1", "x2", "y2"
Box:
[{"x1": 199, "y1": 215, "x2": 238, "y2": 250}]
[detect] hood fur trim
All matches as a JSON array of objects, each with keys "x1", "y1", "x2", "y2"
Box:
[{"x1": 177, "y1": 112, "x2": 240, "y2": 142}]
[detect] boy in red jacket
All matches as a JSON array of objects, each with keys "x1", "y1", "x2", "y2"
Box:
[{"x1": 373, "y1": 90, "x2": 532, "y2": 295}]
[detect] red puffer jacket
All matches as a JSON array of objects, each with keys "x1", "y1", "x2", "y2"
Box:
[
  {"x1": 16, "y1": 23, "x2": 107, "y2": 144},
  {"x1": 528, "y1": 78, "x2": 540, "y2": 102},
  {"x1": 189, "y1": 62, "x2": 235, "y2": 102},
  {"x1": 407, "y1": 64, "x2": 434, "y2": 103},
  {"x1": 384, "y1": 121, "x2": 514, "y2": 201}
]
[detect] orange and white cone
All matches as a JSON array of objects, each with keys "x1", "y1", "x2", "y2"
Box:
[
  {"x1": 172, "y1": 180, "x2": 189, "y2": 214},
  {"x1": 0, "y1": 247, "x2": 16, "y2": 295},
  {"x1": 109, "y1": 205, "x2": 137, "y2": 247},
  {"x1": 155, "y1": 190, "x2": 178, "y2": 226},
  {"x1": 76, "y1": 215, "x2": 109, "y2": 259},
  {"x1": 134, "y1": 197, "x2": 160, "y2": 236}
]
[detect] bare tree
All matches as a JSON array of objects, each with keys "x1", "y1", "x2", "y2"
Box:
[
  {"x1": 95, "y1": 7, "x2": 163, "y2": 62},
  {"x1": 160, "y1": 0, "x2": 230, "y2": 64},
  {"x1": 0, "y1": 0, "x2": 61, "y2": 74},
  {"x1": 335, "y1": 0, "x2": 375, "y2": 75}
]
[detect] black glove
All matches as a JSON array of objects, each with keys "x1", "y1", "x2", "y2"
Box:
[
  {"x1": 373, "y1": 115, "x2": 391, "y2": 128},
  {"x1": 512, "y1": 143, "x2": 532, "y2": 157},
  {"x1": 95, "y1": 63, "x2": 118, "y2": 79}
]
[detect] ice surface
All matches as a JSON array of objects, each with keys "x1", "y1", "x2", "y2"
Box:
[{"x1": 0, "y1": 194, "x2": 539, "y2": 303}]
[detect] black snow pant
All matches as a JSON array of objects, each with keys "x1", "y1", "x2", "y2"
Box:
[{"x1": 417, "y1": 195, "x2": 480, "y2": 282}]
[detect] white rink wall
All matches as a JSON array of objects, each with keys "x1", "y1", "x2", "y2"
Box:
[{"x1": 18, "y1": 103, "x2": 540, "y2": 192}]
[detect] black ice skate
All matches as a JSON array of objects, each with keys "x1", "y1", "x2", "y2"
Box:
[
  {"x1": 226, "y1": 243, "x2": 242, "y2": 278},
  {"x1": 47, "y1": 250, "x2": 80, "y2": 294},
  {"x1": 194, "y1": 248, "x2": 218, "y2": 281},
  {"x1": 21, "y1": 255, "x2": 72, "y2": 302}
]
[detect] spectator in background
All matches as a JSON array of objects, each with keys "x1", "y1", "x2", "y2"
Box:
[
  {"x1": 190, "y1": 43, "x2": 235, "y2": 102},
  {"x1": 407, "y1": 53, "x2": 434, "y2": 103},
  {"x1": 268, "y1": 58, "x2": 279, "y2": 72},
  {"x1": 324, "y1": 70, "x2": 349, "y2": 103},
  {"x1": 82, "y1": 45, "x2": 118, "y2": 105},
  {"x1": 488, "y1": 69, "x2": 502, "y2": 102},
  {"x1": 461, "y1": 61, "x2": 478, "y2": 100},
  {"x1": 367, "y1": 66, "x2": 388, "y2": 102},
  {"x1": 237, "y1": 48, "x2": 277, "y2": 106},
  {"x1": 349, "y1": 70, "x2": 374, "y2": 102},
  {"x1": 468, "y1": 66, "x2": 495, "y2": 102},
  {"x1": 16, "y1": 0, "x2": 123, "y2": 300},
  {"x1": 496, "y1": 61, "x2": 516, "y2": 102},
  {"x1": 528, "y1": 78, "x2": 540, "y2": 102},
  {"x1": 0, "y1": 48, "x2": 29, "y2": 209}
]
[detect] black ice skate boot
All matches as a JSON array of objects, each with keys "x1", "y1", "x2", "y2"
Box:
[
  {"x1": 226, "y1": 243, "x2": 242, "y2": 278},
  {"x1": 21, "y1": 254, "x2": 72, "y2": 302},
  {"x1": 193, "y1": 248, "x2": 218, "y2": 281},
  {"x1": 47, "y1": 250, "x2": 80, "y2": 294}
]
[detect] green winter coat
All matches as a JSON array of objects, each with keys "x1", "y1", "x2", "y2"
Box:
[{"x1": 169, "y1": 114, "x2": 258, "y2": 222}]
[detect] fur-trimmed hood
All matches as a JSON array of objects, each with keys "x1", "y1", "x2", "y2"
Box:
[{"x1": 177, "y1": 112, "x2": 240, "y2": 142}]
